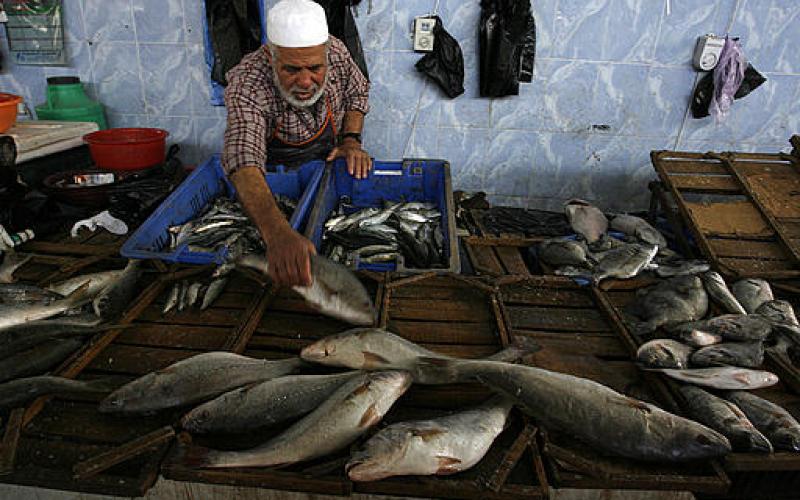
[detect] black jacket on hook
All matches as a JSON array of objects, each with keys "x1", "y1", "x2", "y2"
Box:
[
  {"x1": 479, "y1": 0, "x2": 536, "y2": 97},
  {"x1": 205, "y1": 0, "x2": 263, "y2": 86}
]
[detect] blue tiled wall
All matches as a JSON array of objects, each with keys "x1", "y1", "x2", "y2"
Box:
[{"x1": 1, "y1": 0, "x2": 798, "y2": 211}]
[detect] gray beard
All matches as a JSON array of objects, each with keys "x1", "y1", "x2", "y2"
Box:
[{"x1": 272, "y1": 65, "x2": 329, "y2": 109}]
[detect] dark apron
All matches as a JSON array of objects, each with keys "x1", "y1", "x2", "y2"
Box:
[{"x1": 266, "y1": 96, "x2": 337, "y2": 171}]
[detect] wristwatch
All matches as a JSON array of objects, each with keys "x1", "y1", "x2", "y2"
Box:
[{"x1": 342, "y1": 132, "x2": 362, "y2": 144}]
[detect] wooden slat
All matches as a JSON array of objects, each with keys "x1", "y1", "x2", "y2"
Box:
[
  {"x1": 256, "y1": 311, "x2": 353, "y2": 337},
  {"x1": 137, "y1": 306, "x2": 243, "y2": 326},
  {"x1": 390, "y1": 285, "x2": 486, "y2": 301},
  {"x1": 670, "y1": 174, "x2": 741, "y2": 193},
  {"x1": 506, "y1": 306, "x2": 612, "y2": 332},
  {"x1": 718, "y1": 257, "x2": 797, "y2": 275},
  {"x1": 73, "y1": 427, "x2": 175, "y2": 481},
  {"x1": 514, "y1": 331, "x2": 628, "y2": 358},
  {"x1": 86, "y1": 345, "x2": 203, "y2": 375},
  {"x1": 114, "y1": 324, "x2": 232, "y2": 350},
  {"x1": 495, "y1": 246, "x2": 530, "y2": 275},
  {"x1": 389, "y1": 298, "x2": 493, "y2": 322},
  {"x1": 0, "y1": 409, "x2": 24, "y2": 475},
  {"x1": 387, "y1": 320, "x2": 499, "y2": 345},
  {"x1": 501, "y1": 286, "x2": 594, "y2": 308},
  {"x1": 466, "y1": 244, "x2": 505, "y2": 276},
  {"x1": 709, "y1": 238, "x2": 789, "y2": 260},
  {"x1": 659, "y1": 159, "x2": 727, "y2": 175},
  {"x1": 685, "y1": 200, "x2": 774, "y2": 238}
]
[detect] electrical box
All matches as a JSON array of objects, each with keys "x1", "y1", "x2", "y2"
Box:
[
  {"x1": 413, "y1": 16, "x2": 436, "y2": 52},
  {"x1": 693, "y1": 34, "x2": 725, "y2": 71}
]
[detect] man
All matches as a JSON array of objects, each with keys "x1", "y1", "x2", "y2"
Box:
[{"x1": 222, "y1": 0, "x2": 371, "y2": 287}]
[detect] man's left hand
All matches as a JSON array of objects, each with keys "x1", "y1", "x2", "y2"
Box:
[{"x1": 327, "y1": 140, "x2": 372, "y2": 179}]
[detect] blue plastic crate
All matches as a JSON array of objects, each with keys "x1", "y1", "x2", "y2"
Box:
[
  {"x1": 305, "y1": 158, "x2": 459, "y2": 273},
  {"x1": 121, "y1": 154, "x2": 325, "y2": 265}
]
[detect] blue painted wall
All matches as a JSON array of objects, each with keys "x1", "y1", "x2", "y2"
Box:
[{"x1": 1, "y1": 0, "x2": 798, "y2": 211}]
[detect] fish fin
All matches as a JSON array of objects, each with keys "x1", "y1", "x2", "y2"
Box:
[
  {"x1": 63, "y1": 281, "x2": 93, "y2": 308},
  {"x1": 732, "y1": 373, "x2": 751, "y2": 385},
  {"x1": 352, "y1": 381, "x2": 372, "y2": 397},
  {"x1": 358, "y1": 403, "x2": 381, "y2": 428},
  {"x1": 484, "y1": 336, "x2": 540, "y2": 363},
  {"x1": 435, "y1": 456, "x2": 462, "y2": 474},
  {"x1": 412, "y1": 427, "x2": 447, "y2": 441},
  {"x1": 362, "y1": 351, "x2": 391, "y2": 369}
]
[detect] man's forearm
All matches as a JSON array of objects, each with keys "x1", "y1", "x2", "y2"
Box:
[
  {"x1": 230, "y1": 166, "x2": 289, "y2": 245},
  {"x1": 342, "y1": 111, "x2": 365, "y2": 135}
]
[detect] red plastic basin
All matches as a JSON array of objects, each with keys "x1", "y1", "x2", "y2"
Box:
[
  {"x1": 0, "y1": 93, "x2": 22, "y2": 133},
  {"x1": 83, "y1": 127, "x2": 169, "y2": 171}
]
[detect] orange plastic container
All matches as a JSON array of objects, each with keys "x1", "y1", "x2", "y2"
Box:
[
  {"x1": 83, "y1": 128, "x2": 169, "y2": 171},
  {"x1": 0, "y1": 93, "x2": 22, "y2": 133}
]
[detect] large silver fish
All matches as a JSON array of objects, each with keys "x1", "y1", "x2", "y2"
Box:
[
  {"x1": 421, "y1": 359, "x2": 730, "y2": 462},
  {"x1": 93, "y1": 260, "x2": 142, "y2": 320},
  {"x1": 609, "y1": 214, "x2": 668, "y2": 249},
  {"x1": 636, "y1": 339, "x2": 694, "y2": 369},
  {"x1": 0, "y1": 252, "x2": 32, "y2": 284},
  {"x1": 565, "y1": 199, "x2": 608, "y2": 244},
  {"x1": 678, "y1": 386, "x2": 772, "y2": 453},
  {"x1": 347, "y1": 397, "x2": 514, "y2": 481},
  {"x1": 592, "y1": 243, "x2": 658, "y2": 284},
  {"x1": 188, "y1": 371, "x2": 412, "y2": 468},
  {"x1": 700, "y1": 271, "x2": 747, "y2": 315},
  {"x1": 0, "y1": 283, "x2": 93, "y2": 332},
  {"x1": 667, "y1": 321, "x2": 723, "y2": 348},
  {"x1": 655, "y1": 260, "x2": 710, "y2": 278},
  {"x1": 705, "y1": 314, "x2": 773, "y2": 341},
  {"x1": 236, "y1": 254, "x2": 375, "y2": 326},
  {"x1": 98, "y1": 352, "x2": 304, "y2": 414},
  {"x1": 300, "y1": 328, "x2": 531, "y2": 384},
  {"x1": 181, "y1": 371, "x2": 360, "y2": 434},
  {"x1": 0, "y1": 338, "x2": 83, "y2": 382},
  {"x1": 690, "y1": 341, "x2": 764, "y2": 368},
  {"x1": 649, "y1": 367, "x2": 779, "y2": 390},
  {"x1": 47, "y1": 268, "x2": 125, "y2": 297},
  {"x1": 632, "y1": 275, "x2": 709, "y2": 335},
  {"x1": 725, "y1": 391, "x2": 800, "y2": 452},
  {"x1": 537, "y1": 239, "x2": 593, "y2": 269},
  {"x1": 731, "y1": 278, "x2": 774, "y2": 314}
]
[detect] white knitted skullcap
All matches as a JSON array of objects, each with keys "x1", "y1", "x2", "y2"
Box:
[{"x1": 267, "y1": 0, "x2": 329, "y2": 48}]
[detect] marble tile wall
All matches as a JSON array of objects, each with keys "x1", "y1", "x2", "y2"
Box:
[{"x1": 0, "y1": 0, "x2": 797, "y2": 211}]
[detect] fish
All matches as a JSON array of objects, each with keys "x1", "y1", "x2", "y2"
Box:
[
  {"x1": 677, "y1": 386, "x2": 772, "y2": 453},
  {"x1": 0, "y1": 338, "x2": 84, "y2": 382},
  {"x1": 181, "y1": 371, "x2": 360, "y2": 434},
  {"x1": 0, "y1": 283, "x2": 93, "y2": 332},
  {"x1": 93, "y1": 261, "x2": 142, "y2": 320},
  {"x1": 631, "y1": 275, "x2": 709, "y2": 335},
  {"x1": 0, "y1": 252, "x2": 32, "y2": 284},
  {"x1": 347, "y1": 397, "x2": 514, "y2": 481},
  {"x1": 0, "y1": 283, "x2": 65, "y2": 305},
  {"x1": 46, "y1": 268, "x2": 125, "y2": 297},
  {"x1": 655, "y1": 260, "x2": 711, "y2": 278},
  {"x1": 592, "y1": 243, "x2": 658, "y2": 284},
  {"x1": 667, "y1": 322, "x2": 723, "y2": 348},
  {"x1": 725, "y1": 391, "x2": 800, "y2": 452},
  {"x1": 0, "y1": 376, "x2": 116, "y2": 411},
  {"x1": 537, "y1": 239, "x2": 593, "y2": 269},
  {"x1": 177, "y1": 280, "x2": 189, "y2": 312},
  {"x1": 300, "y1": 328, "x2": 533, "y2": 384},
  {"x1": 649, "y1": 367, "x2": 779, "y2": 390},
  {"x1": 162, "y1": 282, "x2": 181, "y2": 314},
  {"x1": 98, "y1": 352, "x2": 304, "y2": 414},
  {"x1": 609, "y1": 214, "x2": 668, "y2": 249},
  {"x1": 731, "y1": 278, "x2": 773, "y2": 314},
  {"x1": 0, "y1": 322, "x2": 121, "y2": 360},
  {"x1": 700, "y1": 271, "x2": 747, "y2": 315},
  {"x1": 423, "y1": 359, "x2": 730, "y2": 462},
  {"x1": 564, "y1": 199, "x2": 608, "y2": 244},
  {"x1": 186, "y1": 371, "x2": 412, "y2": 468},
  {"x1": 636, "y1": 339, "x2": 694, "y2": 369},
  {"x1": 705, "y1": 314, "x2": 773, "y2": 341},
  {"x1": 690, "y1": 341, "x2": 764, "y2": 368},
  {"x1": 236, "y1": 254, "x2": 375, "y2": 326},
  {"x1": 186, "y1": 282, "x2": 203, "y2": 308},
  {"x1": 756, "y1": 300, "x2": 799, "y2": 327},
  {"x1": 360, "y1": 253, "x2": 399, "y2": 264},
  {"x1": 200, "y1": 277, "x2": 228, "y2": 310}
]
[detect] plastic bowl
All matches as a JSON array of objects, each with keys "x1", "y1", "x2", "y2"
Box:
[
  {"x1": 83, "y1": 127, "x2": 169, "y2": 171},
  {"x1": 0, "y1": 93, "x2": 22, "y2": 133}
]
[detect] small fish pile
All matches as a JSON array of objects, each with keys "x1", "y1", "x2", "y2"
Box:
[
  {"x1": 538, "y1": 199, "x2": 712, "y2": 284},
  {"x1": 166, "y1": 195, "x2": 296, "y2": 256},
  {"x1": 162, "y1": 277, "x2": 229, "y2": 313},
  {"x1": 322, "y1": 201, "x2": 445, "y2": 269}
]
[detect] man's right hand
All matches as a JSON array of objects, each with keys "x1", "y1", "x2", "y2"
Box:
[{"x1": 264, "y1": 225, "x2": 316, "y2": 287}]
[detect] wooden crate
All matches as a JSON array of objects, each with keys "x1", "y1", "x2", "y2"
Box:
[
  {"x1": 463, "y1": 236, "x2": 533, "y2": 277},
  {"x1": 651, "y1": 144, "x2": 800, "y2": 280},
  {"x1": 165, "y1": 273, "x2": 549, "y2": 499},
  {"x1": 597, "y1": 280, "x2": 800, "y2": 499},
  {"x1": 496, "y1": 276, "x2": 730, "y2": 495}
]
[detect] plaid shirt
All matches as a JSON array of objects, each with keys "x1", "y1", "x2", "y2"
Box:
[{"x1": 222, "y1": 36, "x2": 370, "y2": 175}]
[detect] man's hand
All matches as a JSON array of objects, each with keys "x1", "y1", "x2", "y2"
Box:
[
  {"x1": 327, "y1": 140, "x2": 372, "y2": 179},
  {"x1": 264, "y1": 225, "x2": 316, "y2": 287}
]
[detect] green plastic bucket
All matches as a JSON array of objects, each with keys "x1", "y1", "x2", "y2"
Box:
[{"x1": 35, "y1": 76, "x2": 108, "y2": 130}]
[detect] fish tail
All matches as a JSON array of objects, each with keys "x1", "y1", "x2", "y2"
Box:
[
  {"x1": 414, "y1": 356, "x2": 483, "y2": 383},
  {"x1": 484, "y1": 336, "x2": 540, "y2": 363}
]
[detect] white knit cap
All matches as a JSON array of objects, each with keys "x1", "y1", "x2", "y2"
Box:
[{"x1": 267, "y1": 0, "x2": 329, "y2": 48}]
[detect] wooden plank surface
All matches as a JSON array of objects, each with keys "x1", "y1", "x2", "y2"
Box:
[
  {"x1": 506, "y1": 305, "x2": 612, "y2": 333},
  {"x1": 670, "y1": 175, "x2": 740, "y2": 193}
]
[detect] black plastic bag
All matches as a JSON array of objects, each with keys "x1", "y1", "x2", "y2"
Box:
[
  {"x1": 205, "y1": 0, "x2": 263, "y2": 86},
  {"x1": 314, "y1": 0, "x2": 369, "y2": 81},
  {"x1": 480, "y1": 0, "x2": 536, "y2": 97},
  {"x1": 415, "y1": 16, "x2": 464, "y2": 99},
  {"x1": 691, "y1": 63, "x2": 767, "y2": 119}
]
